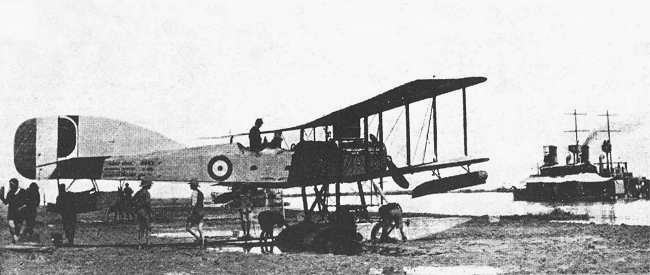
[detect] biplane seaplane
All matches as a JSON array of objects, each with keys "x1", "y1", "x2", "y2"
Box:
[{"x1": 13, "y1": 76, "x2": 489, "y2": 219}]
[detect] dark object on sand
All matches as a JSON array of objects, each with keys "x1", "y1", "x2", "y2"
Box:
[
  {"x1": 276, "y1": 208, "x2": 362, "y2": 255},
  {"x1": 276, "y1": 221, "x2": 362, "y2": 255}
]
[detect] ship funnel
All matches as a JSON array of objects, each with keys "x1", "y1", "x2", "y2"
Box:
[
  {"x1": 542, "y1": 145, "x2": 558, "y2": 166},
  {"x1": 567, "y1": 144, "x2": 590, "y2": 164},
  {"x1": 580, "y1": 145, "x2": 590, "y2": 163}
]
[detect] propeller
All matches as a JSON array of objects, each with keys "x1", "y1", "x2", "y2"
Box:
[{"x1": 386, "y1": 156, "x2": 409, "y2": 189}]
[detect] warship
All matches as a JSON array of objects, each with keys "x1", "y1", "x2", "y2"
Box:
[{"x1": 513, "y1": 111, "x2": 649, "y2": 202}]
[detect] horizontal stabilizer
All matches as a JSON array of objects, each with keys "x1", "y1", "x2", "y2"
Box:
[
  {"x1": 45, "y1": 191, "x2": 121, "y2": 214},
  {"x1": 211, "y1": 192, "x2": 236, "y2": 204},
  {"x1": 412, "y1": 170, "x2": 488, "y2": 198}
]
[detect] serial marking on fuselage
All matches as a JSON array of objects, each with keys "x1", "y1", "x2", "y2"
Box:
[{"x1": 102, "y1": 157, "x2": 162, "y2": 179}]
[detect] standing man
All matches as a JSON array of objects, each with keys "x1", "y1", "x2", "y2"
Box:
[
  {"x1": 0, "y1": 178, "x2": 26, "y2": 243},
  {"x1": 123, "y1": 183, "x2": 133, "y2": 201},
  {"x1": 185, "y1": 178, "x2": 205, "y2": 247},
  {"x1": 123, "y1": 182, "x2": 134, "y2": 220},
  {"x1": 235, "y1": 186, "x2": 254, "y2": 240},
  {"x1": 56, "y1": 184, "x2": 77, "y2": 245},
  {"x1": 20, "y1": 182, "x2": 40, "y2": 236},
  {"x1": 249, "y1": 118, "x2": 263, "y2": 152},
  {"x1": 132, "y1": 179, "x2": 153, "y2": 249}
]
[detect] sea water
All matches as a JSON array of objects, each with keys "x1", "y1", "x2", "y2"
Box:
[{"x1": 24, "y1": 180, "x2": 650, "y2": 226}]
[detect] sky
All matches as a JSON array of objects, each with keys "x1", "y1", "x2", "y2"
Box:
[{"x1": 1, "y1": 0, "x2": 650, "y2": 193}]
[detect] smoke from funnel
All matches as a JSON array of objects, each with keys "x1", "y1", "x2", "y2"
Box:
[
  {"x1": 582, "y1": 130, "x2": 599, "y2": 146},
  {"x1": 582, "y1": 113, "x2": 644, "y2": 146},
  {"x1": 613, "y1": 112, "x2": 644, "y2": 133},
  {"x1": 618, "y1": 119, "x2": 642, "y2": 133}
]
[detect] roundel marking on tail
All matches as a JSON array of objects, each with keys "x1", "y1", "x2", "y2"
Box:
[
  {"x1": 57, "y1": 116, "x2": 77, "y2": 158},
  {"x1": 14, "y1": 119, "x2": 37, "y2": 179},
  {"x1": 208, "y1": 155, "x2": 232, "y2": 181}
]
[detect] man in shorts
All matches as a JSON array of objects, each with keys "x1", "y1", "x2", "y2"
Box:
[
  {"x1": 185, "y1": 178, "x2": 205, "y2": 247},
  {"x1": 0, "y1": 178, "x2": 26, "y2": 243},
  {"x1": 132, "y1": 179, "x2": 153, "y2": 249},
  {"x1": 236, "y1": 187, "x2": 254, "y2": 240}
]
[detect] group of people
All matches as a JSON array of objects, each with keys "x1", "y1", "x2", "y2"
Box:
[
  {"x1": 128, "y1": 178, "x2": 205, "y2": 249},
  {"x1": 0, "y1": 177, "x2": 204, "y2": 249},
  {"x1": 1, "y1": 178, "x2": 40, "y2": 243},
  {"x1": 106, "y1": 182, "x2": 135, "y2": 222},
  {"x1": 1, "y1": 119, "x2": 280, "y2": 247},
  {"x1": 128, "y1": 178, "x2": 260, "y2": 248}
]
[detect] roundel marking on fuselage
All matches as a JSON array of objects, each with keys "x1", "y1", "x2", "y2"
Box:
[{"x1": 207, "y1": 155, "x2": 233, "y2": 181}]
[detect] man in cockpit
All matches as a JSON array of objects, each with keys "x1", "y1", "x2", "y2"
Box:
[
  {"x1": 249, "y1": 118, "x2": 263, "y2": 152},
  {"x1": 268, "y1": 131, "x2": 283, "y2": 149}
]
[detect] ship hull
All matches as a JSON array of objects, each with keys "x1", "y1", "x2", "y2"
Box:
[
  {"x1": 513, "y1": 181, "x2": 617, "y2": 202},
  {"x1": 513, "y1": 172, "x2": 619, "y2": 202}
]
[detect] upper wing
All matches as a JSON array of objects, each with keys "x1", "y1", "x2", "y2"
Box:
[
  {"x1": 298, "y1": 77, "x2": 487, "y2": 128},
  {"x1": 203, "y1": 77, "x2": 487, "y2": 139}
]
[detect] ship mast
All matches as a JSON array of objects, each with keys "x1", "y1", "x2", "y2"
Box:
[
  {"x1": 565, "y1": 109, "x2": 587, "y2": 164},
  {"x1": 597, "y1": 110, "x2": 620, "y2": 175},
  {"x1": 573, "y1": 109, "x2": 580, "y2": 147}
]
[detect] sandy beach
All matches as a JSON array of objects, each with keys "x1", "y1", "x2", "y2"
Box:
[{"x1": 1, "y1": 202, "x2": 650, "y2": 275}]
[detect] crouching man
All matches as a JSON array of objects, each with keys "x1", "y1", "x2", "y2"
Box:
[{"x1": 370, "y1": 202, "x2": 407, "y2": 242}]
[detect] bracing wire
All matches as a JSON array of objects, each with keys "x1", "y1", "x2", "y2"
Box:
[
  {"x1": 386, "y1": 109, "x2": 404, "y2": 140},
  {"x1": 413, "y1": 102, "x2": 432, "y2": 157},
  {"x1": 281, "y1": 133, "x2": 290, "y2": 148},
  {"x1": 303, "y1": 128, "x2": 313, "y2": 140},
  {"x1": 423, "y1": 98, "x2": 434, "y2": 162}
]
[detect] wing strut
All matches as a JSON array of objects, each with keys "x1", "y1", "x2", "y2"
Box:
[
  {"x1": 433, "y1": 97, "x2": 438, "y2": 161},
  {"x1": 378, "y1": 111, "x2": 385, "y2": 203},
  {"x1": 405, "y1": 103, "x2": 411, "y2": 166},
  {"x1": 462, "y1": 88, "x2": 468, "y2": 156}
]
